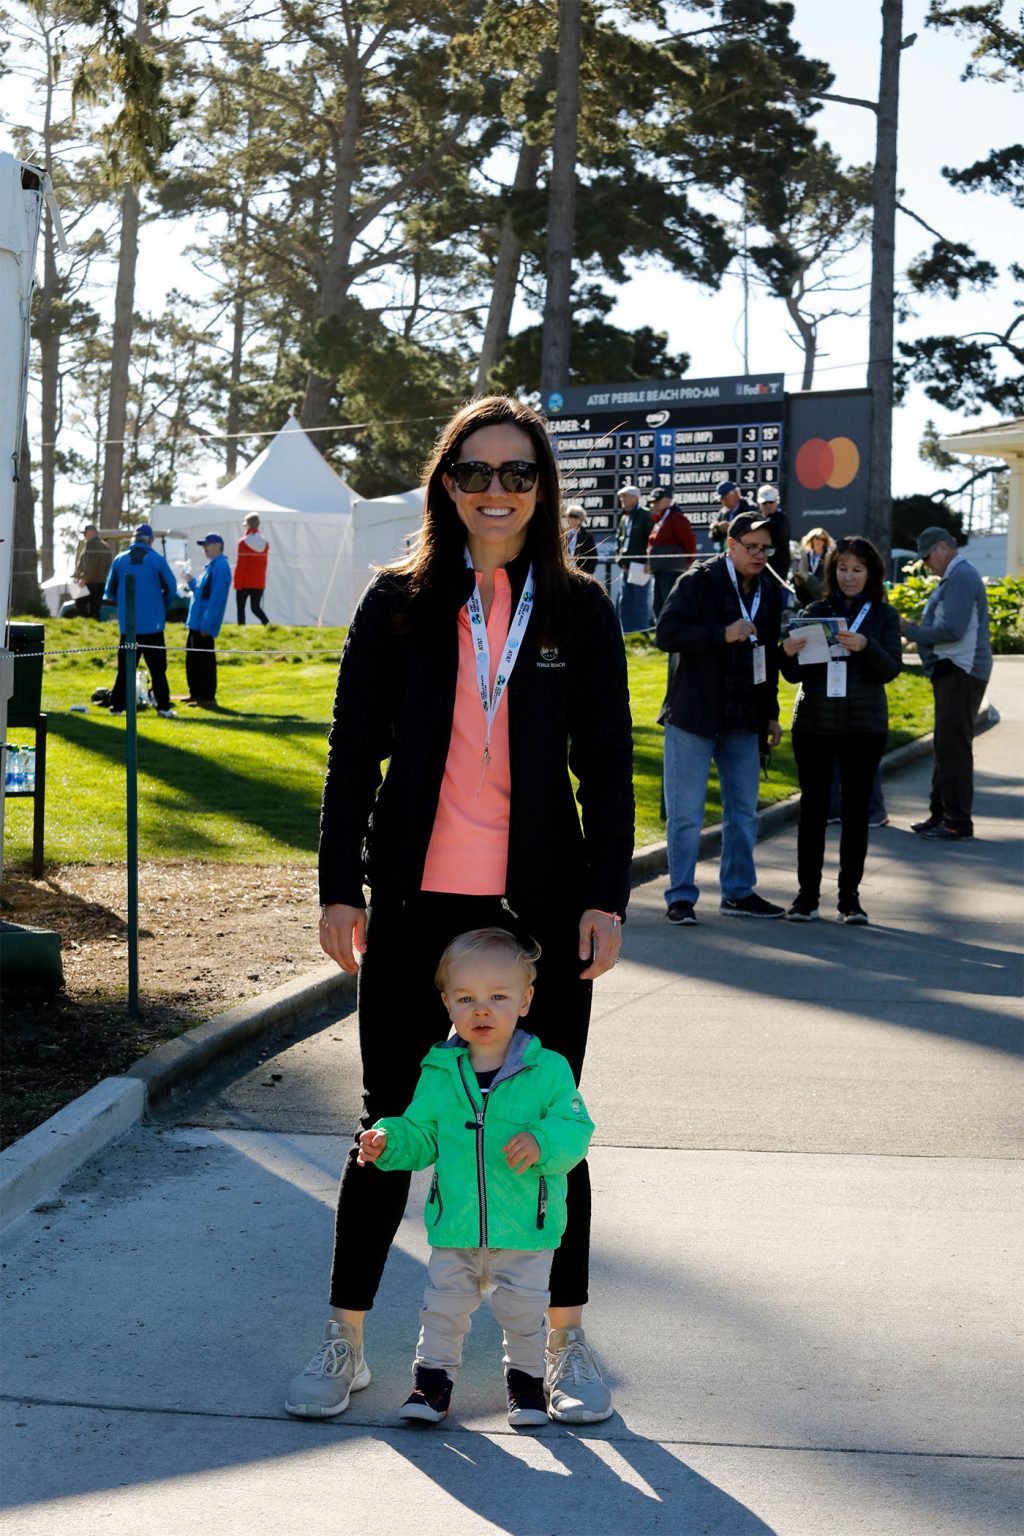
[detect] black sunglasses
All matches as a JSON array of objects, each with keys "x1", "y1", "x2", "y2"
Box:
[{"x1": 447, "y1": 459, "x2": 539, "y2": 494}]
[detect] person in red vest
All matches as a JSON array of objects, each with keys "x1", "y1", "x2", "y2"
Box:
[{"x1": 233, "y1": 513, "x2": 270, "y2": 624}]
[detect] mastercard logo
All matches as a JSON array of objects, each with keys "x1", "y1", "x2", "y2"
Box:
[{"x1": 795, "y1": 436, "x2": 861, "y2": 490}]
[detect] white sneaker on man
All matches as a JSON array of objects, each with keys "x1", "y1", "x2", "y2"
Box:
[
  {"x1": 284, "y1": 1320, "x2": 371, "y2": 1418},
  {"x1": 545, "y1": 1326, "x2": 612, "y2": 1423}
]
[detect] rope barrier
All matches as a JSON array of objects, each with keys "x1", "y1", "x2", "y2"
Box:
[{"x1": 6, "y1": 643, "x2": 345, "y2": 661}]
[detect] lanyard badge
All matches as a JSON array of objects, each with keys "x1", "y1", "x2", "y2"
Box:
[{"x1": 464, "y1": 551, "x2": 535, "y2": 778}]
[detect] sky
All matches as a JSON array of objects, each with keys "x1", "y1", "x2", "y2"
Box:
[
  {"x1": 7, "y1": 0, "x2": 1023, "y2": 527},
  {"x1": 600, "y1": 0, "x2": 1022, "y2": 504}
]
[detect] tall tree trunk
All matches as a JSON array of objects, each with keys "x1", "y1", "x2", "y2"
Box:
[
  {"x1": 11, "y1": 426, "x2": 42, "y2": 615},
  {"x1": 475, "y1": 139, "x2": 544, "y2": 393},
  {"x1": 541, "y1": 0, "x2": 581, "y2": 394},
  {"x1": 301, "y1": 54, "x2": 363, "y2": 449},
  {"x1": 785, "y1": 295, "x2": 817, "y2": 390},
  {"x1": 37, "y1": 22, "x2": 59, "y2": 579},
  {"x1": 98, "y1": 177, "x2": 140, "y2": 527},
  {"x1": 225, "y1": 193, "x2": 250, "y2": 480},
  {"x1": 99, "y1": 3, "x2": 148, "y2": 526},
  {"x1": 866, "y1": 0, "x2": 903, "y2": 558}
]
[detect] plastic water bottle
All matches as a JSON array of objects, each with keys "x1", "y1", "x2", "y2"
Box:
[
  {"x1": 21, "y1": 747, "x2": 36, "y2": 793},
  {"x1": 4, "y1": 745, "x2": 24, "y2": 792},
  {"x1": 136, "y1": 668, "x2": 149, "y2": 709}
]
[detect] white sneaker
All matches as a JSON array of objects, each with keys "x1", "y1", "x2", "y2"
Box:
[
  {"x1": 545, "y1": 1326, "x2": 612, "y2": 1423},
  {"x1": 284, "y1": 1320, "x2": 371, "y2": 1418},
  {"x1": 156, "y1": 708, "x2": 177, "y2": 718}
]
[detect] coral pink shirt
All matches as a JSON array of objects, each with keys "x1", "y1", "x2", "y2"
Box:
[{"x1": 421, "y1": 568, "x2": 512, "y2": 895}]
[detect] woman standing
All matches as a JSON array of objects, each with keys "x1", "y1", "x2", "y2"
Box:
[
  {"x1": 286, "y1": 396, "x2": 634, "y2": 1424},
  {"x1": 780, "y1": 536, "x2": 901, "y2": 924},
  {"x1": 793, "y1": 527, "x2": 835, "y2": 608}
]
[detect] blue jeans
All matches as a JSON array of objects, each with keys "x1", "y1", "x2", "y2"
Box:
[
  {"x1": 663, "y1": 725, "x2": 760, "y2": 907},
  {"x1": 618, "y1": 574, "x2": 652, "y2": 633}
]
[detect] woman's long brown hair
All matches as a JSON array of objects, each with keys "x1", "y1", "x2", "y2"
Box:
[
  {"x1": 823, "y1": 536, "x2": 888, "y2": 605},
  {"x1": 389, "y1": 395, "x2": 582, "y2": 643}
]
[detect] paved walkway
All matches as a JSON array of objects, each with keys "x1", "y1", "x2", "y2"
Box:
[{"x1": 2, "y1": 659, "x2": 1021, "y2": 1535}]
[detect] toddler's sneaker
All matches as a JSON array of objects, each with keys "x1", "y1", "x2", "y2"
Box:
[
  {"x1": 545, "y1": 1326, "x2": 612, "y2": 1423},
  {"x1": 506, "y1": 1369, "x2": 549, "y2": 1428},
  {"x1": 399, "y1": 1366, "x2": 453, "y2": 1424},
  {"x1": 284, "y1": 1320, "x2": 371, "y2": 1419}
]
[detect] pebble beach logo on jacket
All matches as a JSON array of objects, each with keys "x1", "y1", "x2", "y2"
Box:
[{"x1": 537, "y1": 645, "x2": 565, "y2": 668}]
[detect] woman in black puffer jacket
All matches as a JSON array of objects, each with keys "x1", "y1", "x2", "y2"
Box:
[{"x1": 780, "y1": 536, "x2": 901, "y2": 925}]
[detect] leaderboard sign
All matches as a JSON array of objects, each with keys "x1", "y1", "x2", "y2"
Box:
[{"x1": 543, "y1": 374, "x2": 785, "y2": 552}]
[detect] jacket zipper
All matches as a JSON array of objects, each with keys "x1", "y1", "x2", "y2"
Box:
[
  {"x1": 457, "y1": 1055, "x2": 533, "y2": 1248},
  {"x1": 458, "y1": 1056, "x2": 489, "y2": 1247},
  {"x1": 537, "y1": 1175, "x2": 547, "y2": 1230},
  {"x1": 427, "y1": 1170, "x2": 443, "y2": 1227}
]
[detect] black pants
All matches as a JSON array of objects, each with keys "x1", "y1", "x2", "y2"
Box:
[
  {"x1": 109, "y1": 632, "x2": 170, "y2": 712},
  {"x1": 930, "y1": 663, "x2": 987, "y2": 833},
  {"x1": 329, "y1": 893, "x2": 593, "y2": 1312},
  {"x1": 185, "y1": 631, "x2": 217, "y2": 702},
  {"x1": 85, "y1": 583, "x2": 105, "y2": 618},
  {"x1": 793, "y1": 732, "x2": 886, "y2": 901},
  {"x1": 236, "y1": 588, "x2": 268, "y2": 625}
]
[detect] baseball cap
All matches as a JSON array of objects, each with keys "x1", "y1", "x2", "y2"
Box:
[
  {"x1": 756, "y1": 484, "x2": 779, "y2": 504},
  {"x1": 198, "y1": 532, "x2": 225, "y2": 547},
  {"x1": 727, "y1": 511, "x2": 771, "y2": 540},
  {"x1": 618, "y1": 483, "x2": 641, "y2": 498},
  {"x1": 716, "y1": 479, "x2": 739, "y2": 498},
  {"x1": 650, "y1": 486, "x2": 672, "y2": 502},
  {"x1": 134, "y1": 523, "x2": 154, "y2": 540},
  {"x1": 916, "y1": 525, "x2": 958, "y2": 556}
]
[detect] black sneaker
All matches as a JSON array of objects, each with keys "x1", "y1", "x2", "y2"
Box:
[
  {"x1": 399, "y1": 1366, "x2": 452, "y2": 1424},
  {"x1": 922, "y1": 823, "x2": 973, "y2": 841},
  {"x1": 910, "y1": 816, "x2": 943, "y2": 834},
  {"x1": 506, "y1": 1369, "x2": 549, "y2": 1428},
  {"x1": 720, "y1": 893, "x2": 784, "y2": 919},
  {"x1": 666, "y1": 900, "x2": 697, "y2": 925},
  {"x1": 786, "y1": 894, "x2": 820, "y2": 922},
  {"x1": 838, "y1": 893, "x2": 869, "y2": 924}
]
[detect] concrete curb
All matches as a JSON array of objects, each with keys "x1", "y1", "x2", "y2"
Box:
[
  {"x1": 0, "y1": 1077, "x2": 145, "y2": 1230},
  {"x1": 0, "y1": 695, "x2": 996, "y2": 1227}
]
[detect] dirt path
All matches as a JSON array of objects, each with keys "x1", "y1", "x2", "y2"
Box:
[{"x1": 2, "y1": 862, "x2": 329, "y2": 1146}]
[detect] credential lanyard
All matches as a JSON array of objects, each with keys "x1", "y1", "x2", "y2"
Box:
[
  {"x1": 725, "y1": 556, "x2": 761, "y2": 639},
  {"x1": 464, "y1": 550, "x2": 535, "y2": 772},
  {"x1": 848, "y1": 601, "x2": 871, "y2": 635}
]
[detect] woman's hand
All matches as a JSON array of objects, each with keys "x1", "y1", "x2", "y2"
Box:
[
  {"x1": 782, "y1": 632, "x2": 808, "y2": 656},
  {"x1": 836, "y1": 630, "x2": 868, "y2": 653},
  {"x1": 578, "y1": 908, "x2": 621, "y2": 980},
  {"x1": 503, "y1": 1132, "x2": 541, "y2": 1174},
  {"x1": 766, "y1": 720, "x2": 783, "y2": 748},
  {"x1": 319, "y1": 902, "x2": 367, "y2": 973}
]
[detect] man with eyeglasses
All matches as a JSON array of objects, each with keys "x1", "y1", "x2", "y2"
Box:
[{"x1": 655, "y1": 510, "x2": 786, "y2": 924}]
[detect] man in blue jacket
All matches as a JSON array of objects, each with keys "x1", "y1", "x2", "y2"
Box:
[
  {"x1": 103, "y1": 524, "x2": 178, "y2": 717},
  {"x1": 899, "y1": 526, "x2": 992, "y2": 840},
  {"x1": 183, "y1": 533, "x2": 232, "y2": 707}
]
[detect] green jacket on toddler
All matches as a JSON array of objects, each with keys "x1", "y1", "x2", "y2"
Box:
[{"x1": 373, "y1": 1027, "x2": 594, "y2": 1251}]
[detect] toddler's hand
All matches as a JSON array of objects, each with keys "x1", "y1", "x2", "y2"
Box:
[
  {"x1": 503, "y1": 1132, "x2": 540, "y2": 1174},
  {"x1": 357, "y1": 1129, "x2": 387, "y2": 1166}
]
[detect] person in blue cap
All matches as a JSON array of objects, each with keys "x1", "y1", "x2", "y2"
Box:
[
  {"x1": 182, "y1": 533, "x2": 233, "y2": 707},
  {"x1": 102, "y1": 524, "x2": 178, "y2": 717}
]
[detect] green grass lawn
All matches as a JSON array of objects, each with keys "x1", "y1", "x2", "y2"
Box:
[{"x1": 3, "y1": 619, "x2": 935, "y2": 869}]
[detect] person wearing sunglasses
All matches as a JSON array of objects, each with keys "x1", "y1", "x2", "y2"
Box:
[
  {"x1": 287, "y1": 395, "x2": 634, "y2": 1427},
  {"x1": 655, "y1": 509, "x2": 786, "y2": 925}
]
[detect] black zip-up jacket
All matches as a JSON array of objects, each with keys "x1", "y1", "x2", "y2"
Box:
[
  {"x1": 319, "y1": 549, "x2": 634, "y2": 915},
  {"x1": 655, "y1": 555, "x2": 782, "y2": 737},
  {"x1": 779, "y1": 596, "x2": 902, "y2": 736}
]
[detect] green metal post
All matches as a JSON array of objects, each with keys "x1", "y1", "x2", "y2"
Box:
[{"x1": 125, "y1": 574, "x2": 140, "y2": 1018}]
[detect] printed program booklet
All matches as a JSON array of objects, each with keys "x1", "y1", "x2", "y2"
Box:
[{"x1": 789, "y1": 614, "x2": 848, "y2": 665}]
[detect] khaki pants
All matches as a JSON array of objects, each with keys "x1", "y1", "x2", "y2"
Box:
[{"x1": 414, "y1": 1247, "x2": 553, "y2": 1380}]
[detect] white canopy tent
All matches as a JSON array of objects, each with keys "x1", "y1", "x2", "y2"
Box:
[{"x1": 151, "y1": 416, "x2": 421, "y2": 626}]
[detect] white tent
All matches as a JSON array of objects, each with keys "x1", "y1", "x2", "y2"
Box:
[{"x1": 151, "y1": 416, "x2": 420, "y2": 627}]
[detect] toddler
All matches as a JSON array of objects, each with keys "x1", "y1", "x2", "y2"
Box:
[{"x1": 358, "y1": 926, "x2": 594, "y2": 1428}]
